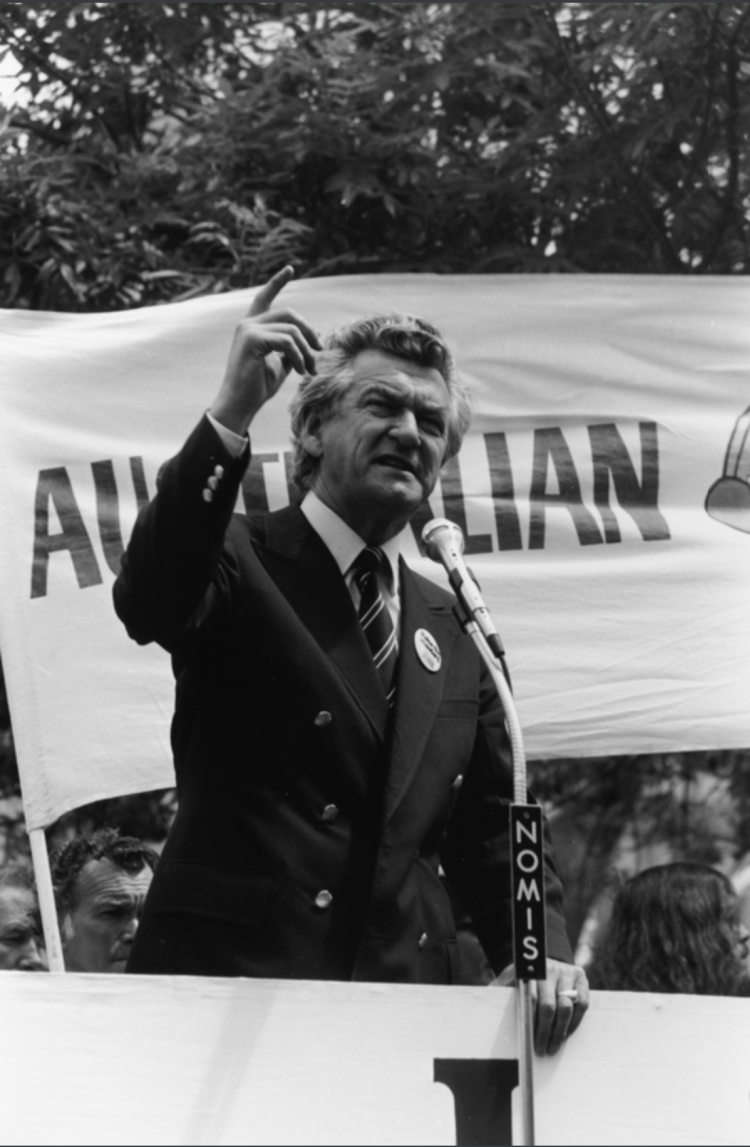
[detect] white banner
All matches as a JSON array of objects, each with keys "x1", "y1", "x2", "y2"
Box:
[
  {"x1": 0, "y1": 976, "x2": 748, "y2": 1146},
  {"x1": 0, "y1": 274, "x2": 749, "y2": 830}
]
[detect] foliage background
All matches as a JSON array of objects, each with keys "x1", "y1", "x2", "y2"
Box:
[{"x1": 1, "y1": 0, "x2": 749, "y2": 952}]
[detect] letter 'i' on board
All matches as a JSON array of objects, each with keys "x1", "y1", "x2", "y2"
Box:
[{"x1": 434, "y1": 1058, "x2": 519, "y2": 1147}]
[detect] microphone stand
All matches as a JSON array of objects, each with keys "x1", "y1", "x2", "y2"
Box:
[{"x1": 451, "y1": 597, "x2": 541, "y2": 1147}]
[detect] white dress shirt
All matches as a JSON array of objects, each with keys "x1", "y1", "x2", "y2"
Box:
[{"x1": 300, "y1": 491, "x2": 403, "y2": 631}]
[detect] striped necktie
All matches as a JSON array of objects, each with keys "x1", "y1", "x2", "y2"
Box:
[{"x1": 352, "y1": 546, "x2": 399, "y2": 707}]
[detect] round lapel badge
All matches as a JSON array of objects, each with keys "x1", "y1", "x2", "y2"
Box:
[{"x1": 414, "y1": 628, "x2": 441, "y2": 673}]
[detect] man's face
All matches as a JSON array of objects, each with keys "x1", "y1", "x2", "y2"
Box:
[
  {"x1": 0, "y1": 886, "x2": 46, "y2": 971},
  {"x1": 62, "y1": 858, "x2": 152, "y2": 973},
  {"x1": 306, "y1": 349, "x2": 452, "y2": 541}
]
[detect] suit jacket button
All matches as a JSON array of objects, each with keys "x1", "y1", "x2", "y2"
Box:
[
  {"x1": 320, "y1": 804, "x2": 339, "y2": 824},
  {"x1": 417, "y1": 932, "x2": 428, "y2": 949},
  {"x1": 314, "y1": 711, "x2": 332, "y2": 727},
  {"x1": 451, "y1": 774, "x2": 464, "y2": 790},
  {"x1": 202, "y1": 488, "x2": 213, "y2": 503},
  {"x1": 315, "y1": 890, "x2": 333, "y2": 910},
  {"x1": 213, "y1": 464, "x2": 224, "y2": 479}
]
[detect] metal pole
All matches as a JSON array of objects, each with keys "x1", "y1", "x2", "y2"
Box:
[
  {"x1": 462, "y1": 620, "x2": 536, "y2": 1146},
  {"x1": 29, "y1": 827, "x2": 65, "y2": 972},
  {"x1": 518, "y1": 980, "x2": 536, "y2": 1145}
]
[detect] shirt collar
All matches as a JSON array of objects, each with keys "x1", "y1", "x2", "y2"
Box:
[{"x1": 300, "y1": 490, "x2": 403, "y2": 591}]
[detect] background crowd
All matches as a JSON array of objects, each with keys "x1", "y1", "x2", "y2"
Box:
[{"x1": 1, "y1": 825, "x2": 749, "y2": 997}]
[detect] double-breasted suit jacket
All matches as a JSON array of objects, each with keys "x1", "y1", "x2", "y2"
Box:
[{"x1": 114, "y1": 415, "x2": 573, "y2": 982}]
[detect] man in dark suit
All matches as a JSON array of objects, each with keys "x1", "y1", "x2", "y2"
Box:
[{"x1": 114, "y1": 267, "x2": 588, "y2": 1054}]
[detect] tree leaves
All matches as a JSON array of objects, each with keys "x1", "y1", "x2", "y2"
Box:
[{"x1": 0, "y1": 2, "x2": 747, "y2": 311}]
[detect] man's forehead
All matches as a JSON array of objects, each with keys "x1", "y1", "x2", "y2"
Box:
[
  {"x1": 0, "y1": 886, "x2": 35, "y2": 925},
  {"x1": 74, "y1": 857, "x2": 152, "y2": 904},
  {"x1": 350, "y1": 348, "x2": 449, "y2": 397}
]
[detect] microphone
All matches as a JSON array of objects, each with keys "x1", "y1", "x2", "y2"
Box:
[{"x1": 421, "y1": 518, "x2": 505, "y2": 661}]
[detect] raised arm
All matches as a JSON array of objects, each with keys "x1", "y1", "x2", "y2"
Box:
[{"x1": 113, "y1": 268, "x2": 320, "y2": 651}]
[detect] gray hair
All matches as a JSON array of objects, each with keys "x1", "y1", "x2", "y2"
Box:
[{"x1": 288, "y1": 313, "x2": 471, "y2": 492}]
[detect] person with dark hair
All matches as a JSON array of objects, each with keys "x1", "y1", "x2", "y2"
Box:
[
  {"x1": 51, "y1": 827, "x2": 158, "y2": 973},
  {"x1": 0, "y1": 864, "x2": 46, "y2": 972},
  {"x1": 113, "y1": 266, "x2": 588, "y2": 1054},
  {"x1": 589, "y1": 862, "x2": 750, "y2": 996}
]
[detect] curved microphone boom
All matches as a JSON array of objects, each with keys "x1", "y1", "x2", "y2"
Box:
[
  {"x1": 423, "y1": 518, "x2": 535, "y2": 1145},
  {"x1": 421, "y1": 518, "x2": 505, "y2": 661}
]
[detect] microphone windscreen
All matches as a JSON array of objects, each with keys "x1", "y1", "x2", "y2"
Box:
[{"x1": 421, "y1": 518, "x2": 465, "y2": 563}]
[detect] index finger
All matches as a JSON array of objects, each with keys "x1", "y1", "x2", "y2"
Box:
[{"x1": 247, "y1": 265, "x2": 295, "y2": 318}]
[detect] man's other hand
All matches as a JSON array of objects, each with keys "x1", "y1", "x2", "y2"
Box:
[{"x1": 490, "y1": 957, "x2": 590, "y2": 1056}]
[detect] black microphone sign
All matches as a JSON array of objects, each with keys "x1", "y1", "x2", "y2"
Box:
[{"x1": 510, "y1": 803, "x2": 547, "y2": 981}]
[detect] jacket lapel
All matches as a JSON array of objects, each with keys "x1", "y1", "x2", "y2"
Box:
[
  {"x1": 383, "y1": 559, "x2": 461, "y2": 823},
  {"x1": 256, "y1": 505, "x2": 389, "y2": 739}
]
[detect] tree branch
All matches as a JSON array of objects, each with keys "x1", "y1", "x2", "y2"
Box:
[
  {"x1": 0, "y1": 10, "x2": 118, "y2": 148},
  {"x1": 543, "y1": 3, "x2": 683, "y2": 271},
  {"x1": 700, "y1": 4, "x2": 750, "y2": 270},
  {"x1": 682, "y1": 4, "x2": 721, "y2": 191}
]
